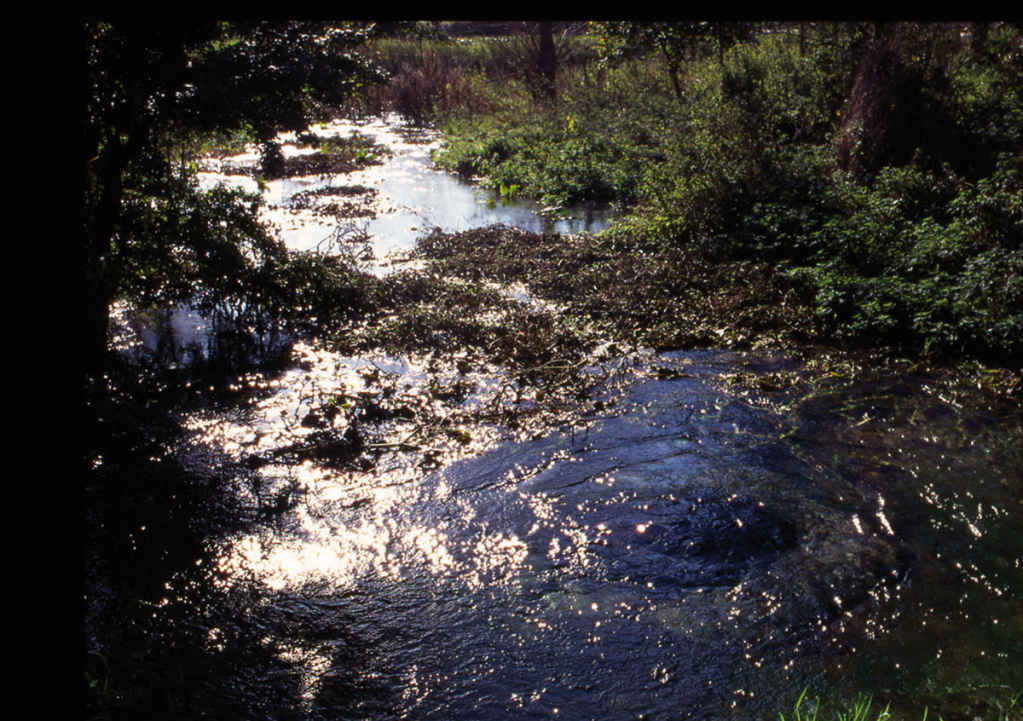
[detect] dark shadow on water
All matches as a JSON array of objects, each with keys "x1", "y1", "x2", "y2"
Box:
[
  {"x1": 114, "y1": 302, "x2": 293, "y2": 381},
  {"x1": 84, "y1": 319, "x2": 372, "y2": 719}
]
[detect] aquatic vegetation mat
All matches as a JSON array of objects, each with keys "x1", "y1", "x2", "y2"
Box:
[{"x1": 413, "y1": 224, "x2": 816, "y2": 353}]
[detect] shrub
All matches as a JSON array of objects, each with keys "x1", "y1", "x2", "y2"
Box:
[
  {"x1": 427, "y1": 23, "x2": 1022, "y2": 366},
  {"x1": 789, "y1": 156, "x2": 1022, "y2": 361}
]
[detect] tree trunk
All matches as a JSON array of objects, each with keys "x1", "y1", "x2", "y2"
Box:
[
  {"x1": 657, "y1": 40, "x2": 685, "y2": 101},
  {"x1": 536, "y1": 22, "x2": 557, "y2": 101},
  {"x1": 970, "y1": 22, "x2": 990, "y2": 56},
  {"x1": 835, "y1": 23, "x2": 904, "y2": 175}
]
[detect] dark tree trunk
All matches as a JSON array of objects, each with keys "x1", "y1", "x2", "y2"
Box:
[
  {"x1": 970, "y1": 22, "x2": 990, "y2": 56},
  {"x1": 657, "y1": 40, "x2": 685, "y2": 101},
  {"x1": 536, "y1": 22, "x2": 557, "y2": 101},
  {"x1": 835, "y1": 23, "x2": 905, "y2": 175}
]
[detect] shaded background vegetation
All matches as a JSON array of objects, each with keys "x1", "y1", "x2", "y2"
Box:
[{"x1": 366, "y1": 21, "x2": 1021, "y2": 367}]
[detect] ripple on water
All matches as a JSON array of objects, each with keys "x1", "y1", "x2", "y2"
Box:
[{"x1": 198, "y1": 348, "x2": 1014, "y2": 721}]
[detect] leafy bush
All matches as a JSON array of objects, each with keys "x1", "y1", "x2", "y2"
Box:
[
  {"x1": 435, "y1": 111, "x2": 645, "y2": 208},
  {"x1": 944, "y1": 24, "x2": 1023, "y2": 177},
  {"x1": 426, "y1": 23, "x2": 1022, "y2": 366},
  {"x1": 788, "y1": 157, "x2": 1022, "y2": 361}
]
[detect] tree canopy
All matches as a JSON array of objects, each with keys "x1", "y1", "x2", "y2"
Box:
[{"x1": 81, "y1": 20, "x2": 381, "y2": 381}]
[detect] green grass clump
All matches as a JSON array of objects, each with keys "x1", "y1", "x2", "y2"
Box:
[
  {"x1": 781, "y1": 688, "x2": 894, "y2": 721},
  {"x1": 779, "y1": 684, "x2": 1023, "y2": 721}
]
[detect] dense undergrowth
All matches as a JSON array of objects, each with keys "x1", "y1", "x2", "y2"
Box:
[{"x1": 369, "y1": 22, "x2": 1022, "y2": 372}]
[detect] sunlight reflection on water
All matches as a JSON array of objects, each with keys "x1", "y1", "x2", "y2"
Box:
[
  {"x1": 198, "y1": 114, "x2": 612, "y2": 268},
  {"x1": 157, "y1": 116, "x2": 1023, "y2": 720},
  {"x1": 254, "y1": 353, "x2": 1019, "y2": 716}
]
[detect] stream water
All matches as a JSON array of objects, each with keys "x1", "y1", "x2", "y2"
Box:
[
  {"x1": 199, "y1": 115, "x2": 611, "y2": 262},
  {"x1": 129, "y1": 116, "x2": 1020, "y2": 719},
  {"x1": 117, "y1": 115, "x2": 610, "y2": 364}
]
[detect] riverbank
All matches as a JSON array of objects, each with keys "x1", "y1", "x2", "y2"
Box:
[
  {"x1": 414, "y1": 24, "x2": 1022, "y2": 372},
  {"x1": 85, "y1": 21, "x2": 1022, "y2": 719}
]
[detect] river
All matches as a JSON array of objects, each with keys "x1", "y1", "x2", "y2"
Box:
[{"x1": 126, "y1": 115, "x2": 1021, "y2": 720}]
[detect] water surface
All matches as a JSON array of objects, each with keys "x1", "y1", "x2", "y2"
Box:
[
  {"x1": 198, "y1": 348, "x2": 1021, "y2": 720},
  {"x1": 201, "y1": 114, "x2": 612, "y2": 263},
  {"x1": 128, "y1": 115, "x2": 1021, "y2": 719}
]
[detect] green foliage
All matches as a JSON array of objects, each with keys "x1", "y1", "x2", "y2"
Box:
[
  {"x1": 778, "y1": 683, "x2": 1023, "y2": 721},
  {"x1": 367, "y1": 33, "x2": 528, "y2": 81},
  {"x1": 364, "y1": 26, "x2": 599, "y2": 124},
  {"x1": 719, "y1": 34, "x2": 847, "y2": 145},
  {"x1": 780, "y1": 690, "x2": 893, "y2": 721},
  {"x1": 427, "y1": 22, "x2": 1022, "y2": 366},
  {"x1": 943, "y1": 24, "x2": 1023, "y2": 177},
  {"x1": 116, "y1": 178, "x2": 285, "y2": 309},
  {"x1": 83, "y1": 20, "x2": 382, "y2": 373},
  {"x1": 787, "y1": 157, "x2": 1022, "y2": 361},
  {"x1": 635, "y1": 32, "x2": 850, "y2": 239},
  {"x1": 434, "y1": 85, "x2": 655, "y2": 208}
]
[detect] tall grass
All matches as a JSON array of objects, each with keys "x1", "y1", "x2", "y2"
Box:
[
  {"x1": 778, "y1": 684, "x2": 1023, "y2": 721},
  {"x1": 362, "y1": 31, "x2": 603, "y2": 124},
  {"x1": 360, "y1": 38, "x2": 525, "y2": 123},
  {"x1": 780, "y1": 688, "x2": 895, "y2": 721},
  {"x1": 366, "y1": 35, "x2": 526, "y2": 80}
]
